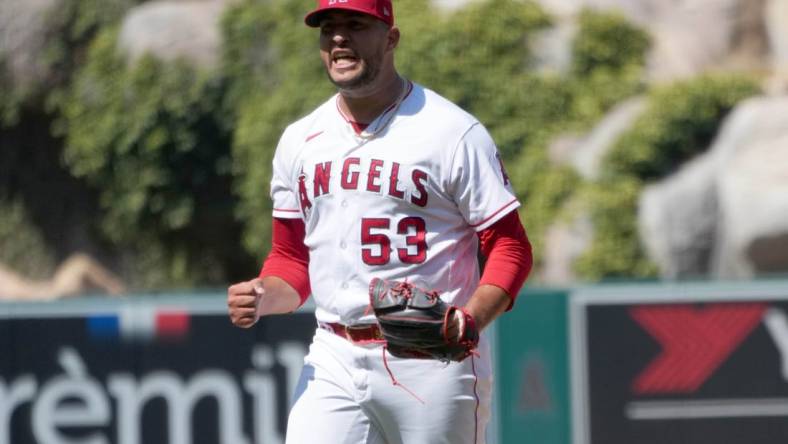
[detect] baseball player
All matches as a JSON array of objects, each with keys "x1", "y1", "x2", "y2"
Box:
[{"x1": 227, "y1": 1, "x2": 533, "y2": 443}]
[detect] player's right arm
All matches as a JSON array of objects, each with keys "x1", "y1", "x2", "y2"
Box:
[
  {"x1": 229, "y1": 122, "x2": 315, "y2": 328},
  {"x1": 227, "y1": 276, "x2": 302, "y2": 328},
  {"x1": 228, "y1": 217, "x2": 311, "y2": 328}
]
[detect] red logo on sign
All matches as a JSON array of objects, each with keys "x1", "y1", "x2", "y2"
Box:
[{"x1": 630, "y1": 303, "x2": 766, "y2": 394}]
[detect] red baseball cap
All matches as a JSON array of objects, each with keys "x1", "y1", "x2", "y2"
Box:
[{"x1": 304, "y1": 0, "x2": 394, "y2": 28}]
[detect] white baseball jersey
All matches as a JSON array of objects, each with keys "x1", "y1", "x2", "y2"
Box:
[{"x1": 270, "y1": 81, "x2": 519, "y2": 325}]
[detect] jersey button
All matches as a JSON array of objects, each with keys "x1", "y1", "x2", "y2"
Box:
[
  {"x1": 340, "y1": 241, "x2": 347, "y2": 249},
  {"x1": 341, "y1": 200, "x2": 348, "y2": 207},
  {"x1": 341, "y1": 282, "x2": 349, "y2": 289}
]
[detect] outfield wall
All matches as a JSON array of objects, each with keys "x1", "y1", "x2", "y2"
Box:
[
  {"x1": 0, "y1": 295, "x2": 313, "y2": 444},
  {"x1": 495, "y1": 279, "x2": 788, "y2": 444},
  {"x1": 568, "y1": 280, "x2": 788, "y2": 444},
  {"x1": 3, "y1": 279, "x2": 788, "y2": 444}
]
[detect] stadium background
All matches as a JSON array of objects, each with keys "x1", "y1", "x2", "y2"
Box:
[{"x1": 2, "y1": 0, "x2": 788, "y2": 442}]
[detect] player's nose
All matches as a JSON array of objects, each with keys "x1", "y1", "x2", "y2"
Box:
[{"x1": 330, "y1": 31, "x2": 350, "y2": 46}]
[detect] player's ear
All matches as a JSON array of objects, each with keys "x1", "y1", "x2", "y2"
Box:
[{"x1": 386, "y1": 26, "x2": 400, "y2": 51}]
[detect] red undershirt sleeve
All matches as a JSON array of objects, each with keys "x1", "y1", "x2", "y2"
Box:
[
  {"x1": 259, "y1": 218, "x2": 311, "y2": 307},
  {"x1": 477, "y1": 210, "x2": 533, "y2": 310}
]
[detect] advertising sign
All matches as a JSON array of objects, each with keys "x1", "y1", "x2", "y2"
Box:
[
  {"x1": 570, "y1": 282, "x2": 788, "y2": 444},
  {"x1": 0, "y1": 296, "x2": 316, "y2": 444},
  {"x1": 496, "y1": 289, "x2": 570, "y2": 444}
]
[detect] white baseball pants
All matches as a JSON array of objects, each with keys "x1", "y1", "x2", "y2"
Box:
[{"x1": 284, "y1": 327, "x2": 492, "y2": 444}]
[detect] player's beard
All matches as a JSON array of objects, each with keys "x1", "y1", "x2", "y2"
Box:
[{"x1": 326, "y1": 50, "x2": 383, "y2": 92}]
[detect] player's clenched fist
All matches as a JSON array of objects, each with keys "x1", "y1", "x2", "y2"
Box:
[{"x1": 227, "y1": 278, "x2": 265, "y2": 328}]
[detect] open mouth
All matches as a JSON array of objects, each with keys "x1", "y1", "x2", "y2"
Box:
[{"x1": 332, "y1": 51, "x2": 359, "y2": 69}]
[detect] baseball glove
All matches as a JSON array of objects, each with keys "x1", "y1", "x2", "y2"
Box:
[{"x1": 368, "y1": 278, "x2": 479, "y2": 362}]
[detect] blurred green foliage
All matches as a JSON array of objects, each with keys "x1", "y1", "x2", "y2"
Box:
[
  {"x1": 0, "y1": 0, "x2": 760, "y2": 288},
  {"x1": 221, "y1": 0, "x2": 334, "y2": 254},
  {"x1": 0, "y1": 199, "x2": 56, "y2": 279},
  {"x1": 574, "y1": 177, "x2": 659, "y2": 280},
  {"x1": 0, "y1": 57, "x2": 27, "y2": 126},
  {"x1": 566, "y1": 9, "x2": 650, "y2": 128},
  {"x1": 55, "y1": 28, "x2": 246, "y2": 288},
  {"x1": 571, "y1": 9, "x2": 650, "y2": 77},
  {"x1": 59, "y1": 30, "x2": 227, "y2": 238},
  {"x1": 511, "y1": 8, "x2": 650, "y2": 261},
  {"x1": 0, "y1": 0, "x2": 135, "y2": 126},
  {"x1": 603, "y1": 75, "x2": 761, "y2": 180},
  {"x1": 397, "y1": 0, "x2": 560, "y2": 159}
]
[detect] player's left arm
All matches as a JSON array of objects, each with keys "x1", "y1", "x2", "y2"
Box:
[
  {"x1": 462, "y1": 285, "x2": 512, "y2": 333},
  {"x1": 446, "y1": 122, "x2": 532, "y2": 333},
  {"x1": 463, "y1": 209, "x2": 532, "y2": 331}
]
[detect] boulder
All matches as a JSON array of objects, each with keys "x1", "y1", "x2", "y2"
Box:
[
  {"x1": 118, "y1": 0, "x2": 232, "y2": 69},
  {"x1": 638, "y1": 96, "x2": 788, "y2": 279},
  {"x1": 728, "y1": 0, "x2": 769, "y2": 65},
  {"x1": 644, "y1": 0, "x2": 742, "y2": 82},
  {"x1": 639, "y1": 153, "x2": 718, "y2": 279},
  {"x1": 766, "y1": 0, "x2": 788, "y2": 71},
  {"x1": 766, "y1": 0, "x2": 788, "y2": 92},
  {"x1": 714, "y1": 131, "x2": 788, "y2": 278},
  {"x1": 0, "y1": 0, "x2": 61, "y2": 89}
]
